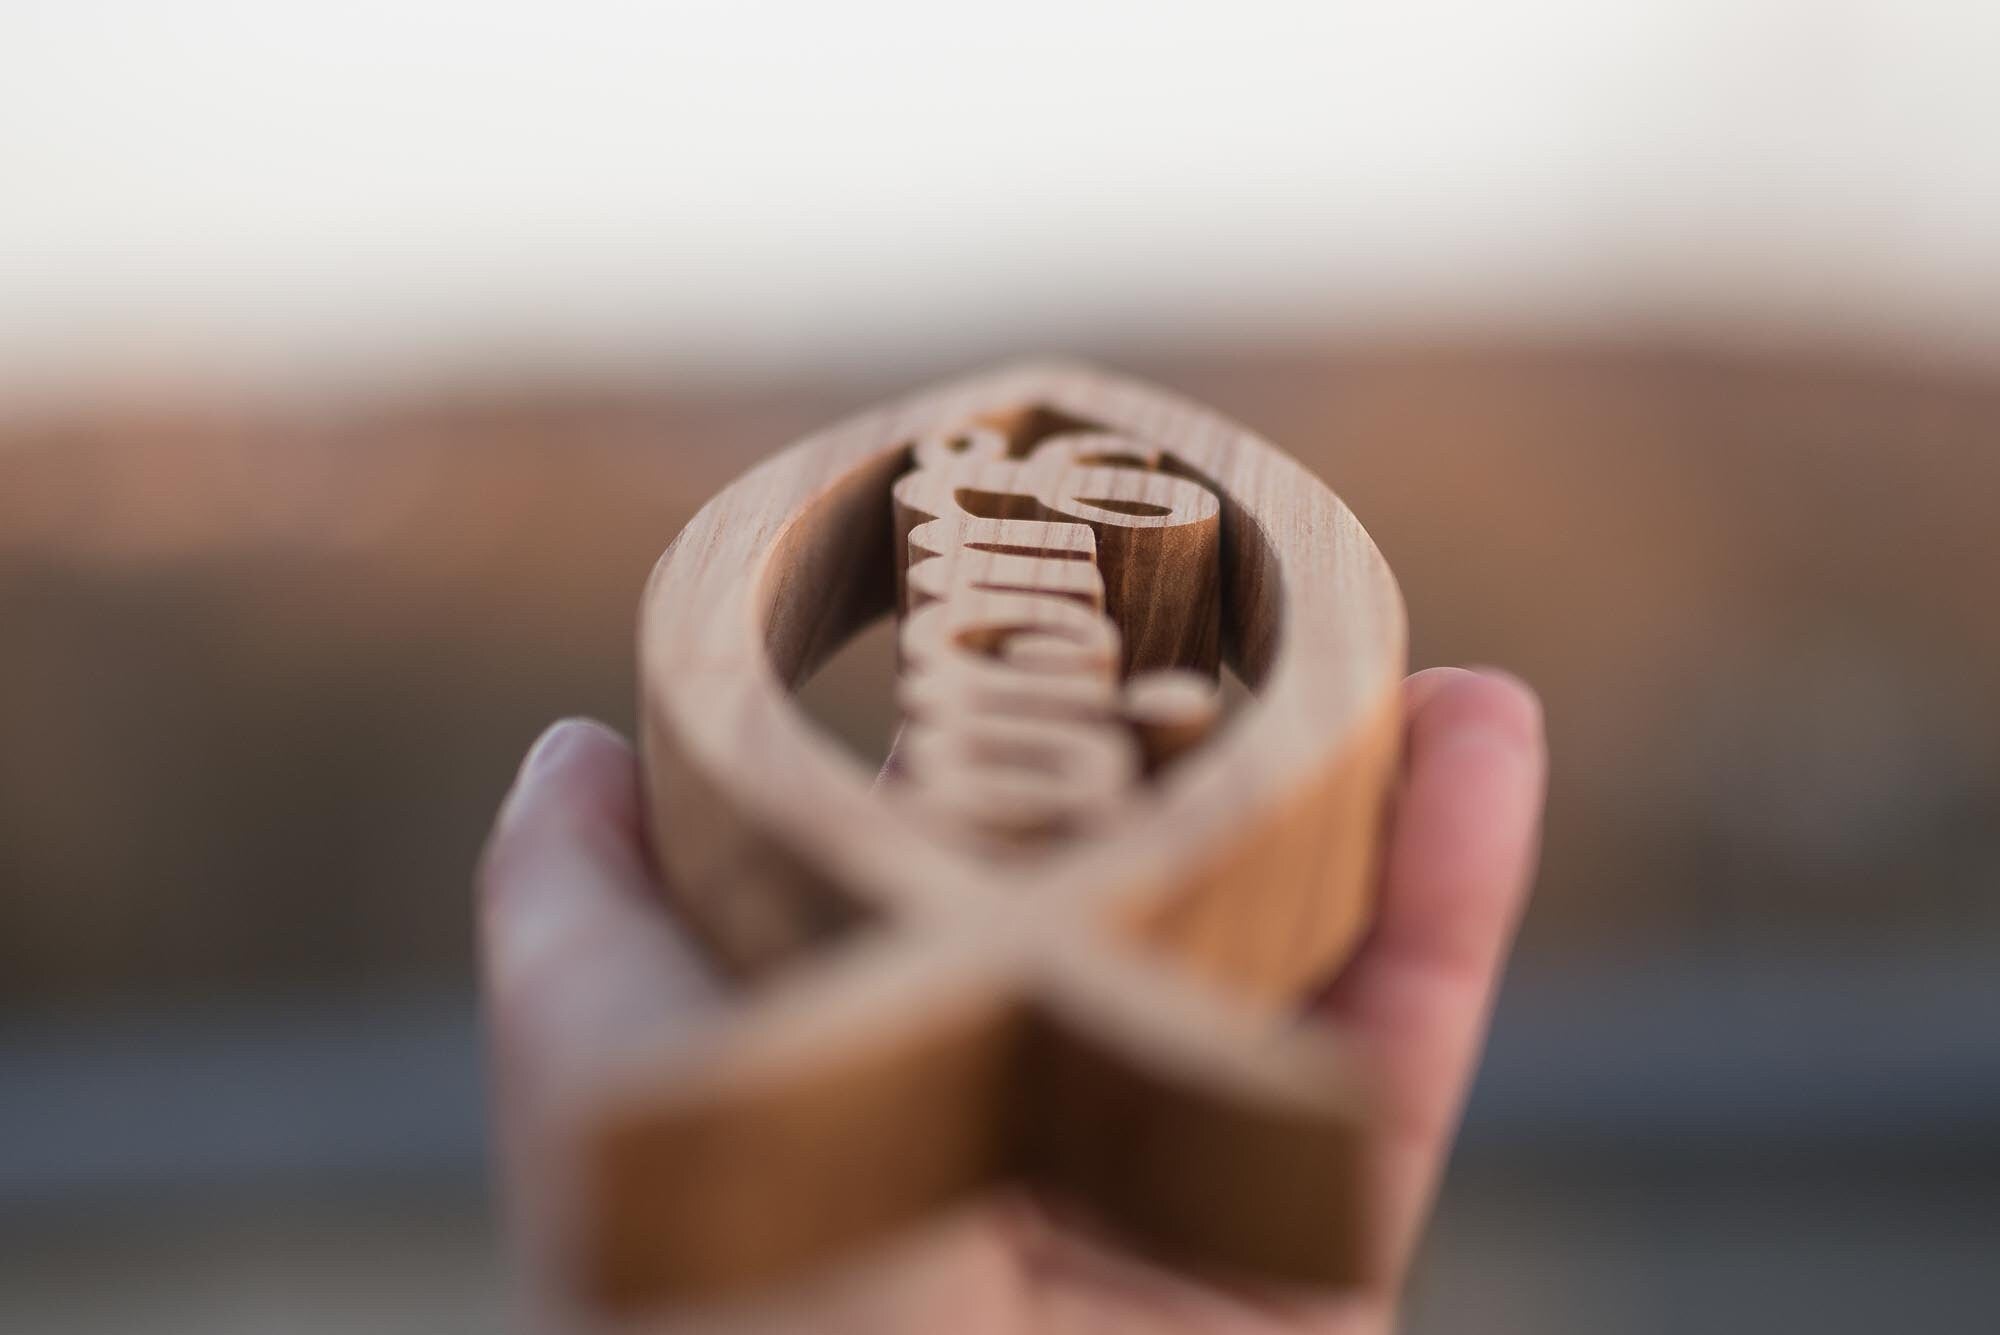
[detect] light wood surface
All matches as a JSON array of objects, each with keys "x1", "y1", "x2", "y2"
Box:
[{"x1": 599, "y1": 362, "x2": 1406, "y2": 1310}]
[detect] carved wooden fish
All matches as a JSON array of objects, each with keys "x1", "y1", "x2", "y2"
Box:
[{"x1": 591, "y1": 361, "x2": 1406, "y2": 1307}]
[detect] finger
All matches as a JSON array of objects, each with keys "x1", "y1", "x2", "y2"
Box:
[
  {"x1": 479, "y1": 718, "x2": 727, "y2": 1100},
  {"x1": 477, "y1": 718, "x2": 728, "y2": 1317},
  {"x1": 1314, "y1": 667, "x2": 1546, "y2": 1278}
]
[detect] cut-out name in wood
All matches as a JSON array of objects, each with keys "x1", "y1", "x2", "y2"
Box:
[
  {"x1": 890, "y1": 424, "x2": 1223, "y2": 841},
  {"x1": 596, "y1": 363, "x2": 1407, "y2": 1312}
]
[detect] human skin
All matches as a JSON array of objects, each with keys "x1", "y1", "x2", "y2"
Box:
[{"x1": 479, "y1": 666, "x2": 1546, "y2": 1334}]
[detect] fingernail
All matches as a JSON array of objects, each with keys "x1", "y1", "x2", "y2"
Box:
[
  {"x1": 498, "y1": 720, "x2": 588, "y2": 826},
  {"x1": 518, "y1": 720, "x2": 582, "y2": 785},
  {"x1": 1441, "y1": 719, "x2": 1536, "y2": 759},
  {"x1": 1463, "y1": 667, "x2": 1545, "y2": 742},
  {"x1": 1463, "y1": 663, "x2": 1535, "y2": 698}
]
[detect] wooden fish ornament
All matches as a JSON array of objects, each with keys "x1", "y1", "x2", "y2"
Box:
[{"x1": 588, "y1": 362, "x2": 1406, "y2": 1308}]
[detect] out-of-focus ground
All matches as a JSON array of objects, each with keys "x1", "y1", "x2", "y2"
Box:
[{"x1": 4, "y1": 340, "x2": 1997, "y2": 1333}]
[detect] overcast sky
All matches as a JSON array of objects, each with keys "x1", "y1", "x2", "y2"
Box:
[{"x1": 4, "y1": 1, "x2": 1997, "y2": 391}]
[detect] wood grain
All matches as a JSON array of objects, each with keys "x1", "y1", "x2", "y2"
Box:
[{"x1": 599, "y1": 362, "x2": 1406, "y2": 1310}]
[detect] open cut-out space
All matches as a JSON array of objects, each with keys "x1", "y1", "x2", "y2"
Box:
[
  {"x1": 790, "y1": 399, "x2": 1266, "y2": 788},
  {"x1": 795, "y1": 611, "x2": 900, "y2": 770}
]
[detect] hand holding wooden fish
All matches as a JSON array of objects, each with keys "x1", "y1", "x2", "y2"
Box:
[{"x1": 476, "y1": 364, "x2": 1548, "y2": 1331}]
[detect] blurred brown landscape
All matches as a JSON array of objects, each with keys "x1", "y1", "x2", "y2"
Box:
[
  {"x1": 5, "y1": 340, "x2": 1999, "y2": 1334},
  {"x1": 6, "y1": 340, "x2": 1997, "y2": 1003}
]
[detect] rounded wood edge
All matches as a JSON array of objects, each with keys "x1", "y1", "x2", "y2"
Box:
[{"x1": 1116, "y1": 684, "x2": 1405, "y2": 1002}]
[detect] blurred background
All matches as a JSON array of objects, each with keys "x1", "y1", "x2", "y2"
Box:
[{"x1": 3, "y1": 2, "x2": 1998, "y2": 1331}]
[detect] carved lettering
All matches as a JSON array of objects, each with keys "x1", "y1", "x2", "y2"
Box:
[{"x1": 890, "y1": 423, "x2": 1223, "y2": 840}]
